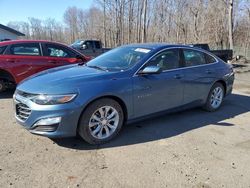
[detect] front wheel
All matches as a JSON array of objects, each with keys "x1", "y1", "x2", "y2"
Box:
[
  {"x1": 203, "y1": 82, "x2": 225, "y2": 112},
  {"x1": 78, "y1": 98, "x2": 124, "y2": 144},
  {"x1": 0, "y1": 80, "x2": 6, "y2": 93}
]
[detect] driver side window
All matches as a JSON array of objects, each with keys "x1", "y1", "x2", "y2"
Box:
[
  {"x1": 45, "y1": 44, "x2": 74, "y2": 58},
  {"x1": 147, "y1": 49, "x2": 180, "y2": 71}
]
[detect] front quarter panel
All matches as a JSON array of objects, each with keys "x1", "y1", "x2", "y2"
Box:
[{"x1": 76, "y1": 76, "x2": 134, "y2": 119}]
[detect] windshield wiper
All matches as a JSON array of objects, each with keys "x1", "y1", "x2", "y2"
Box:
[{"x1": 86, "y1": 65, "x2": 108, "y2": 71}]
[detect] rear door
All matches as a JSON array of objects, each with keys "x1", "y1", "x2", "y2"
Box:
[
  {"x1": 181, "y1": 48, "x2": 218, "y2": 105},
  {"x1": 133, "y1": 48, "x2": 184, "y2": 117},
  {"x1": 4, "y1": 42, "x2": 48, "y2": 83}
]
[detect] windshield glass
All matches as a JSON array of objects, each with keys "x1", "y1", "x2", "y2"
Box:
[
  {"x1": 86, "y1": 46, "x2": 151, "y2": 71},
  {"x1": 72, "y1": 40, "x2": 84, "y2": 46}
]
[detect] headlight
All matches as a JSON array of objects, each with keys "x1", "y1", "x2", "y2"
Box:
[{"x1": 29, "y1": 94, "x2": 77, "y2": 105}]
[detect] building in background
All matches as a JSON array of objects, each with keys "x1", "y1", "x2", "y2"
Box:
[{"x1": 0, "y1": 24, "x2": 25, "y2": 41}]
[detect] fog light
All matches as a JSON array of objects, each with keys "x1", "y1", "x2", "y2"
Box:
[
  {"x1": 33, "y1": 117, "x2": 61, "y2": 126},
  {"x1": 32, "y1": 125, "x2": 59, "y2": 132},
  {"x1": 32, "y1": 117, "x2": 61, "y2": 132}
]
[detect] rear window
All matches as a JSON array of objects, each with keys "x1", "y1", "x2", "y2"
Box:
[
  {"x1": 10, "y1": 43, "x2": 41, "y2": 56},
  {"x1": 0, "y1": 46, "x2": 7, "y2": 54},
  {"x1": 205, "y1": 54, "x2": 217, "y2": 64}
]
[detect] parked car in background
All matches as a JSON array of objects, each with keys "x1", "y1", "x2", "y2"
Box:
[
  {"x1": 14, "y1": 44, "x2": 234, "y2": 144},
  {"x1": 0, "y1": 40, "x2": 90, "y2": 92},
  {"x1": 191, "y1": 43, "x2": 233, "y2": 62},
  {"x1": 70, "y1": 40, "x2": 111, "y2": 57}
]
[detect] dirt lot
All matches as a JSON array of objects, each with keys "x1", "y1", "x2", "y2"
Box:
[{"x1": 0, "y1": 72, "x2": 250, "y2": 188}]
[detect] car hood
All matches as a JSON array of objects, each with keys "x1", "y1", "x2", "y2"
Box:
[{"x1": 17, "y1": 64, "x2": 119, "y2": 94}]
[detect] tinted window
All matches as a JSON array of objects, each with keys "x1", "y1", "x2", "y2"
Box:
[
  {"x1": 46, "y1": 44, "x2": 75, "y2": 58},
  {"x1": 94, "y1": 41, "x2": 101, "y2": 49},
  {"x1": 10, "y1": 43, "x2": 40, "y2": 56},
  {"x1": 205, "y1": 54, "x2": 217, "y2": 64},
  {"x1": 0, "y1": 46, "x2": 7, "y2": 54},
  {"x1": 183, "y1": 49, "x2": 206, "y2": 67},
  {"x1": 147, "y1": 49, "x2": 180, "y2": 71}
]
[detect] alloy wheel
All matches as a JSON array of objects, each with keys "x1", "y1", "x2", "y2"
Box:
[
  {"x1": 88, "y1": 106, "x2": 119, "y2": 139},
  {"x1": 210, "y1": 87, "x2": 224, "y2": 109}
]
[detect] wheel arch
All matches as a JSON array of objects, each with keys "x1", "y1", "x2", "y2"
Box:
[
  {"x1": 76, "y1": 95, "x2": 128, "y2": 133},
  {"x1": 216, "y1": 80, "x2": 227, "y2": 96},
  {"x1": 0, "y1": 69, "x2": 16, "y2": 83}
]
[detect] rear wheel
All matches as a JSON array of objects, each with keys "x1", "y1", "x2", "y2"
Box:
[
  {"x1": 0, "y1": 80, "x2": 6, "y2": 92},
  {"x1": 78, "y1": 98, "x2": 124, "y2": 144},
  {"x1": 203, "y1": 82, "x2": 224, "y2": 112}
]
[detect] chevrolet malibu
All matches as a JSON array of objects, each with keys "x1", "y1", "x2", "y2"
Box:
[{"x1": 14, "y1": 44, "x2": 234, "y2": 144}]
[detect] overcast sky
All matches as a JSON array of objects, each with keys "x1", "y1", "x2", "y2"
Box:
[{"x1": 0, "y1": 0, "x2": 94, "y2": 25}]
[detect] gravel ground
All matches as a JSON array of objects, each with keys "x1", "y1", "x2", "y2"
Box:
[{"x1": 0, "y1": 72, "x2": 250, "y2": 188}]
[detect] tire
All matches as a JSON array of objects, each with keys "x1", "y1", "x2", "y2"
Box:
[
  {"x1": 203, "y1": 82, "x2": 225, "y2": 112},
  {"x1": 78, "y1": 98, "x2": 124, "y2": 144},
  {"x1": 0, "y1": 80, "x2": 6, "y2": 92}
]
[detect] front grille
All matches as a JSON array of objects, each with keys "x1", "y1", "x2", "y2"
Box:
[{"x1": 16, "y1": 102, "x2": 31, "y2": 121}]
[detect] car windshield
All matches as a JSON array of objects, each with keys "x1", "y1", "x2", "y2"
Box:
[
  {"x1": 86, "y1": 46, "x2": 151, "y2": 71},
  {"x1": 72, "y1": 40, "x2": 84, "y2": 46}
]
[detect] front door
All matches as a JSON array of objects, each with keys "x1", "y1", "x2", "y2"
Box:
[
  {"x1": 43, "y1": 43, "x2": 80, "y2": 69},
  {"x1": 133, "y1": 48, "x2": 184, "y2": 118}
]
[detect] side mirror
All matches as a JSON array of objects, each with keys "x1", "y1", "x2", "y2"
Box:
[
  {"x1": 80, "y1": 44, "x2": 87, "y2": 50},
  {"x1": 138, "y1": 66, "x2": 162, "y2": 75},
  {"x1": 75, "y1": 55, "x2": 86, "y2": 62}
]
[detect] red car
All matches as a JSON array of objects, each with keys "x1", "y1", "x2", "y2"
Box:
[{"x1": 0, "y1": 40, "x2": 91, "y2": 92}]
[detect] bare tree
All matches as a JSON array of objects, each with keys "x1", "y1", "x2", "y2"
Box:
[{"x1": 6, "y1": 0, "x2": 249, "y2": 54}]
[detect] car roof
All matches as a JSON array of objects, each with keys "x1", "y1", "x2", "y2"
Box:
[
  {"x1": 0, "y1": 39, "x2": 90, "y2": 57},
  {"x1": 0, "y1": 40, "x2": 68, "y2": 46},
  {"x1": 123, "y1": 43, "x2": 193, "y2": 50}
]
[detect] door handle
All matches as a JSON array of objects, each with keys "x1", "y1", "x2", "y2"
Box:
[
  {"x1": 48, "y1": 60, "x2": 57, "y2": 64},
  {"x1": 6, "y1": 59, "x2": 15, "y2": 63},
  {"x1": 174, "y1": 74, "x2": 183, "y2": 79},
  {"x1": 206, "y1": 69, "x2": 212, "y2": 74}
]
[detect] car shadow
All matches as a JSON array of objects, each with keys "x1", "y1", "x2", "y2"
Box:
[
  {"x1": 53, "y1": 93, "x2": 250, "y2": 150},
  {"x1": 0, "y1": 89, "x2": 15, "y2": 99}
]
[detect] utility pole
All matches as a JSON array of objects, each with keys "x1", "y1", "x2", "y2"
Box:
[{"x1": 228, "y1": 0, "x2": 234, "y2": 50}]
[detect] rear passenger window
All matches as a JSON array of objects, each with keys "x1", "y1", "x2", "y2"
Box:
[
  {"x1": 205, "y1": 54, "x2": 217, "y2": 64},
  {"x1": 183, "y1": 49, "x2": 206, "y2": 67},
  {"x1": 0, "y1": 46, "x2": 7, "y2": 54},
  {"x1": 10, "y1": 43, "x2": 40, "y2": 56}
]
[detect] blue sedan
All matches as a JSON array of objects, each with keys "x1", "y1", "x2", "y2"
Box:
[{"x1": 14, "y1": 44, "x2": 234, "y2": 144}]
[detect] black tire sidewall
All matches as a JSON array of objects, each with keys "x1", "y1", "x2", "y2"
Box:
[
  {"x1": 78, "y1": 98, "x2": 124, "y2": 144},
  {"x1": 0, "y1": 80, "x2": 6, "y2": 92}
]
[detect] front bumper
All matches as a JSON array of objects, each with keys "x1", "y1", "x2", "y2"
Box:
[{"x1": 14, "y1": 93, "x2": 83, "y2": 138}]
